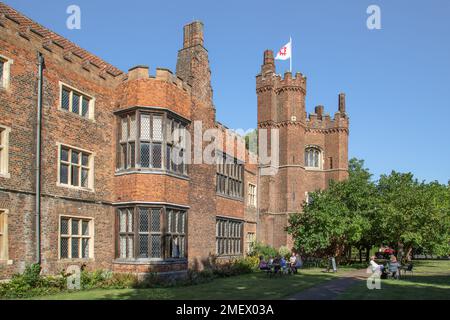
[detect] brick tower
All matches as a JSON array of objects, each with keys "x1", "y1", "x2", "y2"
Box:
[{"x1": 256, "y1": 50, "x2": 349, "y2": 249}]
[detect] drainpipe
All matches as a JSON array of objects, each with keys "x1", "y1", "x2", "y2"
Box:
[{"x1": 35, "y1": 52, "x2": 44, "y2": 265}]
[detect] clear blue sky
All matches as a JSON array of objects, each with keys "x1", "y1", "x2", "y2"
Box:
[{"x1": 4, "y1": 0, "x2": 450, "y2": 183}]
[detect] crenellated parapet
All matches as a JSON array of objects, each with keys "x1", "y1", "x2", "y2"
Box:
[
  {"x1": 116, "y1": 66, "x2": 192, "y2": 119},
  {"x1": 0, "y1": 3, "x2": 123, "y2": 81},
  {"x1": 256, "y1": 70, "x2": 306, "y2": 95}
]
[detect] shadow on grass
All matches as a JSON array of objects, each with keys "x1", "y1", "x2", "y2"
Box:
[
  {"x1": 93, "y1": 272, "x2": 338, "y2": 301},
  {"x1": 338, "y1": 273, "x2": 450, "y2": 300}
]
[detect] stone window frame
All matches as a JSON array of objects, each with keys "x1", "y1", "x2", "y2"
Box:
[
  {"x1": 56, "y1": 143, "x2": 95, "y2": 192},
  {"x1": 115, "y1": 108, "x2": 189, "y2": 178},
  {"x1": 115, "y1": 204, "x2": 188, "y2": 262},
  {"x1": 216, "y1": 151, "x2": 244, "y2": 200},
  {"x1": 246, "y1": 232, "x2": 256, "y2": 253},
  {"x1": 215, "y1": 217, "x2": 244, "y2": 256},
  {"x1": 0, "y1": 209, "x2": 11, "y2": 263},
  {"x1": 304, "y1": 145, "x2": 324, "y2": 170},
  {"x1": 0, "y1": 125, "x2": 11, "y2": 178},
  {"x1": 58, "y1": 81, "x2": 95, "y2": 120},
  {"x1": 305, "y1": 191, "x2": 314, "y2": 205},
  {"x1": 247, "y1": 183, "x2": 257, "y2": 207},
  {"x1": 0, "y1": 54, "x2": 13, "y2": 91},
  {"x1": 58, "y1": 215, "x2": 95, "y2": 260}
]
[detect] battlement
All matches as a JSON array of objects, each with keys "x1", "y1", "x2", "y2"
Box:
[
  {"x1": 306, "y1": 104, "x2": 348, "y2": 130},
  {"x1": 256, "y1": 70, "x2": 307, "y2": 92},
  {"x1": 0, "y1": 2, "x2": 123, "y2": 82},
  {"x1": 256, "y1": 50, "x2": 306, "y2": 93},
  {"x1": 126, "y1": 65, "x2": 191, "y2": 94}
]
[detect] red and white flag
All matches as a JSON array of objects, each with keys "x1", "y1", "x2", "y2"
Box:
[{"x1": 275, "y1": 39, "x2": 292, "y2": 61}]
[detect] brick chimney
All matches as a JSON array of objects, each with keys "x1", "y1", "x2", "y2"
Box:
[
  {"x1": 261, "y1": 49, "x2": 275, "y2": 74},
  {"x1": 183, "y1": 21, "x2": 204, "y2": 48},
  {"x1": 338, "y1": 93, "x2": 346, "y2": 113},
  {"x1": 315, "y1": 105, "x2": 324, "y2": 120},
  {"x1": 176, "y1": 21, "x2": 213, "y2": 105}
]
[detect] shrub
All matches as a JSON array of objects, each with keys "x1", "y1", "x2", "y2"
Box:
[
  {"x1": 278, "y1": 246, "x2": 291, "y2": 259},
  {"x1": 0, "y1": 264, "x2": 66, "y2": 299},
  {"x1": 0, "y1": 265, "x2": 138, "y2": 299},
  {"x1": 81, "y1": 269, "x2": 137, "y2": 289},
  {"x1": 211, "y1": 256, "x2": 258, "y2": 277},
  {"x1": 249, "y1": 241, "x2": 278, "y2": 259}
]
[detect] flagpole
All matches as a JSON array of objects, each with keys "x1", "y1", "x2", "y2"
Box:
[{"x1": 290, "y1": 36, "x2": 292, "y2": 73}]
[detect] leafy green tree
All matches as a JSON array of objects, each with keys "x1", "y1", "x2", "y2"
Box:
[
  {"x1": 378, "y1": 172, "x2": 450, "y2": 261},
  {"x1": 287, "y1": 158, "x2": 376, "y2": 260},
  {"x1": 287, "y1": 158, "x2": 450, "y2": 263}
]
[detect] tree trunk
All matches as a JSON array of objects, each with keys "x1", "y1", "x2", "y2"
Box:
[
  {"x1": 365, "y1": 245, "x2": 371, "y2": 262},
  {"x1": 359, "y1": 248, "x2": 362, "y2": 263}
]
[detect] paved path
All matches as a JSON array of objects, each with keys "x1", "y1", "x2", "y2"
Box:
[{"x1": 287, "y1": 269, "x2": 369, "y2": 300}]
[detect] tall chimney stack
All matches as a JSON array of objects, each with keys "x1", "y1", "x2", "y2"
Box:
[
  {"x1": 338, "y1": 93, "x2": 346, "y2": 113},
  {"x1": 183, "y1": 21, "x2": 204, "y2": 48}
]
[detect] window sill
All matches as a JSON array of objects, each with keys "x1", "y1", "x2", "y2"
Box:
[
  {"x1": 215, "y1": 254, "x2": 243, "y2": 259},
  {"x1": 115, "y1": 169, "x2": 189, "y2": 181},
  {"x1": 304, "y1": 167, "x2": 323, "y2": 172},
  {"x1": 58, "y1": 258, "x2": 94, "y2": 262},
  {"x1": 56, "y1": 183, "x2": 95, "y2": 193},
  {"x1": 0, "y1": 259, "x2": 13, "y2": 265},
  {"x1": 113, "y1": 258, "x2": 187, "y2": 265},
  {"x1": 57, "y1": 108, "x2": 95, "y2": 123},
  {"x1": 0, "y1": 173, "x2": 10, "y2": 179},
  {"x1": 216, "y1": 193, "x2": 244, "y2": 202}
]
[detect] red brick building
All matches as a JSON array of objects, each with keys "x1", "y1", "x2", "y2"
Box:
[
  {"x1": 0, "y1": 2, "x2": 347, "y2": 279},
  {"x1": 256, "y1": 51, "x2": 349, "y2": 249}
]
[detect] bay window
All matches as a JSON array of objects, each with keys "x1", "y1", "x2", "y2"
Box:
[
  {"x1": 116, "y1": 206, "x2": 187, "y2": 260},
  {"x1": 117, "y1": 109, "x2": 188, "y2": 175}
]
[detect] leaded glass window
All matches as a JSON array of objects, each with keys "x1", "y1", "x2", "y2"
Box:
[
  {"x1": 216, "y1": 152, "x2": 244, "y2": 199},
  {"x1": 60, "y1": 85, "x2": 93, "y2": 119},
  {"x1": 117, "y1": 110, "x2": 188, "y2": 174},
  {"x1": 305, "y1": 147, "x2": 322, "y2": 169},
  {"x1": 59, "y1": 146, "x2": 92, "y2": 189},
  {"x1": 215, "y1": 218, "x2": 243, "y2": 256},
  {"x1": 59, "y1": 217, "x2": 92, "y2": 259},
  {"x1": 117, "y1": 206, "x2": 186, "y2": 260}
]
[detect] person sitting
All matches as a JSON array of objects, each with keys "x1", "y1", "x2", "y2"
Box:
[
  {"x1": 280, "y1": 256, "x2": 288, "y2": 274},
  {"x1": 259, "y1": 256, "x2": 270, "y2": 271},
  {"x1": 272, "y1": 256, "x2": 281, "y2": 274},
  {"x1": 388, "y1": 255, "x2": 400, "y2": 279},
  {"x1": 289, "y1": 253, "x2": 297, "y2": 274}
]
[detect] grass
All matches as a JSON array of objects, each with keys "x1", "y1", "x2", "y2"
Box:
[
  {"x1": 338, "y1": 260, "x2": 450, "y2": 300},
  {"x1": 33, "y1": 267, "x2": 359, "y2": 300}
]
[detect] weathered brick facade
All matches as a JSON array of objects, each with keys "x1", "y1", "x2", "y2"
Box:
[
  {"x1": 257, "y1": 50, "x2": 349, "y2": 249},
  {"x1": 0, "y1": 3, "x2": 347, "y2": 279}
]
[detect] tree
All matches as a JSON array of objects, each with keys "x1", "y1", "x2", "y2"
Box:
[
  {"x1": 287, "y1": 159, "x2": 450, "y2": 263},
  {"x1": 287, "y1": 158, "x2": 377, "y2": 260},
  {"x1": 378, "y1": 172, "x2": 450, "y2": 261}
]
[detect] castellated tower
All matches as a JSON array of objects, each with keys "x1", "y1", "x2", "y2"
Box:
[{"x1": 256, "y1": 50, "x2": 349, "y2": 249}]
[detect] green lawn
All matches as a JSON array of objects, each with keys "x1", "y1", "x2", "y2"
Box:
[
  {"x1": 338, "y1": 260, "x2": 450, "y2": 300},
  {"x1": 34, "y1": 267, "x2": 353, "y2": 300}
]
